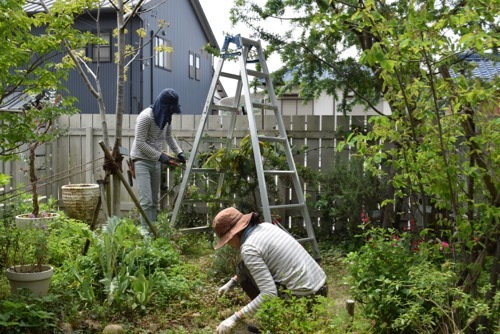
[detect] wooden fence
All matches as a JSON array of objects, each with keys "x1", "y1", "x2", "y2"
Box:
[{"x1": 1, "y1": 113, "x2": 370, "y2": 225}]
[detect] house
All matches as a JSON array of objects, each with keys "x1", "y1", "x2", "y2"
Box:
[{"x1": 23, "y1": 0, "x2": 222, "y2": 115}]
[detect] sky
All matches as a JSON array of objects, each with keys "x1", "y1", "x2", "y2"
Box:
[
  {"x1": 198, "y1": 0, "x2": 243, "y2": 45},
  {"x1": 198, "y1": 0, "x2": 284, "y2": 96}
]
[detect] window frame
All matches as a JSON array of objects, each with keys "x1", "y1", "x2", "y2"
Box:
[
  {"x1": 189, "y1": 51, "x2": 195, "y2": 79},
  {"x1": 154, "y1": 36, "x2": 172, "y2": 71},
  {"x1": 91, "y1": 31, "x2": 112, "y2": 63}
]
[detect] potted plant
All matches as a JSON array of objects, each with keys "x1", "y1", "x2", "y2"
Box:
[
  {"x1": 1, "y1": 222, "x2": 54, "y2": 297},
  {"x1": 14, "y1": 89, "x2": 76, "y2": 228}
]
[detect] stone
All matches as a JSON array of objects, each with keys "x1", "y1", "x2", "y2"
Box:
[{"x1": 102, "y1": 324, "x2": 126, "y2": 333}]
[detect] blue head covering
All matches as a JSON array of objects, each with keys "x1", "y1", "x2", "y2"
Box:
[{"x1": 151, "y1": 88, "x2": 182, "y2": 130}]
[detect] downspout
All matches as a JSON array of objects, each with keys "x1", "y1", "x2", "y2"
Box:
[{"x1": 150, "y1": 29, "x2": 154, "y2": 105}]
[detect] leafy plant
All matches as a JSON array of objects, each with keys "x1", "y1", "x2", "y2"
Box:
[
  {"x1": 254, "y1": 293, "x2": 369, "y2": 334},
  {"x1": 19, "y1": 91, "x2": 77, "y2": 217},
  {"x1": 0, "y1": 295, "x2": 57, "y2": 333},
  {"x1": 180, "y1": 134, "x2": 287, "y2": 217},
  {"x1": 67, "y1": 216, "x2": 191, "y2": 313},
  {"x1": 311, "y1": 155, "x2": 385, "y2": 243},
  {"x1": 345, "y1": 228, "x2": 496, "y2": 333},
  {"x1": 0, "y1": 222, "x2": 51, "y2": 273}
]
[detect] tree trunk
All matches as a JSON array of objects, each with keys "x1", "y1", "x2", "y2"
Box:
[
  {"x1": 29, "y1": 143, "x2": 39, "y2": 217},
  {"x1": 111, "y1": 0, "x2": 126, "y2": 216}
]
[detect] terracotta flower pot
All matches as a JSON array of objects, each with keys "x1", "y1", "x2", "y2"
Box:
[
  {"x1": 5, "y1": 265, "x2": 54, "y2": 297},
  {"x1": 61, "y1": 183, "x2": 100, "y2": 222}
]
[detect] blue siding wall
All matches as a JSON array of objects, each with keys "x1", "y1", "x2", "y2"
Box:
[
  {"x1": 65, "y1": 0, "x2": 214, "y2": 115},
  {"x1": 141, "y1": 0, "x2": 214, "y2": 115}
]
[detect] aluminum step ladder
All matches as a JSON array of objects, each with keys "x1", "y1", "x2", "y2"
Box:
[{"x1": 170, "y1": 34, "x2": 321, "y2": 260}]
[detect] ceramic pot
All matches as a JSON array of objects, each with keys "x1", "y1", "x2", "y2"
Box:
[
  {"x1": 5, "y1": 265, "x2": 54, "y2": 297},
  {"x1": 15, "y1": 212, "x2": 60, "y2": 229},
  {"x1": 61, "y1": 183, "x2": 100, "y2": 222}
]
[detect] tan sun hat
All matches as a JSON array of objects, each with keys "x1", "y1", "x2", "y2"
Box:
[{"x1": 212, "y1": 207, "x2": 253, "y2": 249}]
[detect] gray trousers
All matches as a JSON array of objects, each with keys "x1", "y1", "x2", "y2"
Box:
[{"x1": 134, "y1": 159, "x2": 161, "y2": 229}]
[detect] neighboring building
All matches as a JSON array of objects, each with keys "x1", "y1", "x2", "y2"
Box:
[{"x1": 23, "y1": 0, "x2": 222, "y2": 115}]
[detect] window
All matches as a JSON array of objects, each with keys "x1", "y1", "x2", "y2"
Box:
[
  {"x1": 189, "y1": 52, "x2": 200, "y2": 80},
  {"x1": 154, "y1": 36, "x2": 172, "y2": 71},
  {"x1": 189, "y1": 51, "x2": 195, "y2": 79},
  {"x1": 195, "y1": 54, "x2": 200, "y2": 80},
  {"x1": 92, "y1": 32, "x2": 111, "y2": 62}
]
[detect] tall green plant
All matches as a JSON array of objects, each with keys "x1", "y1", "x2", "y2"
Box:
[
  {"x1": 312, "y1": 155, "x2": 384, "y2": 242},
  {"x1": 184, "y1": 134, "x2": 287, "y2": 217},
  {"x1": 73, "y1": 217, "x2": 186, "y2": 312}
]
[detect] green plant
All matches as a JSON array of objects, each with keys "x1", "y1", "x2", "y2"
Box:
[
  {"x1": 210, "y1": 245, "x2": 240, "y2": 281},
  {"x1": 19, "y1": 90, "x2": 77, "y2": 217},
  {"x1": 0, "y1": 221, "x2": 51, "y2": 273},
  {"x1": 45, "y1": 215, "x2": 89, "y2": 267},
  {"x1": 65, "y1": 216, "x2": 193, "y2": 313},
  {"x1": 311, "y1": 155, "x2": 385, "y2": 242},
  {"x1": 0, "y1": 295, "x2": 57, "y2": 333},
  {"x1": 345, "y1": 228, "x2": 496, "y2": 333},
  {"x1": 179, "y1": 134, "x2": 287, "y2": 217},
  {"x1": 254, "y1": 293, "x2": 367, "y2": 334}
]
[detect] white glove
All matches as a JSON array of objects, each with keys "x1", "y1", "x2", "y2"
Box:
[
  {"x1": 216, "y1": 313, "x2": 240, "y2": 334},
  {"x1": 217, "y1": 278, "x2": 238, "y2": 296}
]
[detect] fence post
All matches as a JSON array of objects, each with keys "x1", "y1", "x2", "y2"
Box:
[
  {"x1": 85, "y1": 127, "x2": 94, "y2": 183},
  {"x1": 346, "y1": 299, "x2": 355, "y2": 332}
]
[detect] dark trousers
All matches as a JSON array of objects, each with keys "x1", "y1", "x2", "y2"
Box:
[{"x1": 236, "y1": 261, "x2": 328, "y2": 301}]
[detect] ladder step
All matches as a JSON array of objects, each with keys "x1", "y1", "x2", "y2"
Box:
[
  {"x1": 179, "y1": 226, "x2": 211, "y2": 234},
  {"x1": 253, "y1": 102, "x2": 278, "y2": 111},
  {"x1": 246, "y1": 69, "x2": 268, "y2": 79},
  {"x1": 296, "y1": 237, "x2": 316, "y2": 244},
  {"x1": 211, "y1": 104, "x2": 239, "y2": 113},
  {"x1": 220, "y1": 72, "x2": 240, "y2": 80},
  {"x1": 241, "y1": 37, "x2": 260, "y2": 47},
  {"x1": 258, "y1": 135, "x2": 287, "y2": 143},
  {"x1": 191, "y1": 168, "x2": 221, "y2": 173},
  {"x1": 264, "y1": 170, "x2": 295, "y2": 176},
  {"x1": 269, "y1": 203, "x2": 306, "y2": 210},
  {"x1": 200, "y1": 137, "x2": 231, "y2": 144},
  {"x1": 182, "y1": 198, "x2": 230, "y2": 204}
]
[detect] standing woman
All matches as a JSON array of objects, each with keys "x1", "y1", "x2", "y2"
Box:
[{"x1": 130, "y1": 88, "x2": 187, "y2": 230}]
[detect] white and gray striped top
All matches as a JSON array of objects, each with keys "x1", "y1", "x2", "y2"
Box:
[
  {"x1": 130, "y1": 107, "x2": 182, "y2": 161},
  {"x1": 240, "y1": 222, "x2": 326, "y2": 317}
]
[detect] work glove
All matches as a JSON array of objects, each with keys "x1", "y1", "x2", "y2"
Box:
[
  {"x1": 177, "y1": 152, "x2": 187, "y2": 164},
  {"x1": 159, "y1": 153, "x2": 177, "y2": 166},
  {"x1": 218, "y1": 278, "x2": 238, "y2": 296},
  {"x1": 216, "y1": 313, "x2": 240, "y2": 334}
]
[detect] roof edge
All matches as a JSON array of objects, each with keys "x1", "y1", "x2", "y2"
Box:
[{"x1": 190, "y1": 0, "x2": 219, "y2": 49}]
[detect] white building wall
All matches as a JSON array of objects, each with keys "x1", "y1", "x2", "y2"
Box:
[{"x1": 314, "y1": 91, "x2": 334, "y2": 116}]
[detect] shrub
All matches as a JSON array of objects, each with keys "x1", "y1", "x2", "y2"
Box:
[
  {"x1": 254, "y1": 293, "x2": 371, "y2": 333},
  {"x1": 345, "y1": 228, "x2": 496, "y2": 333},
  {"x1": 0, "y1": 295, "x2": 57, "y2": 333},
  {"x1": 312, "y1": 156, "x2": 385, "y2": 243},
  {"x1": 62, "y1": 216, "x2": 188, "y2": 313}
]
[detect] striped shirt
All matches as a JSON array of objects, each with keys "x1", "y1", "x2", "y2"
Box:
[
  {"x1": 130, "y1": 107, "x2": 182, "y2": 161},
  {"x1": 240, "y1": 222, "x2": 326, "y2": 317}
]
